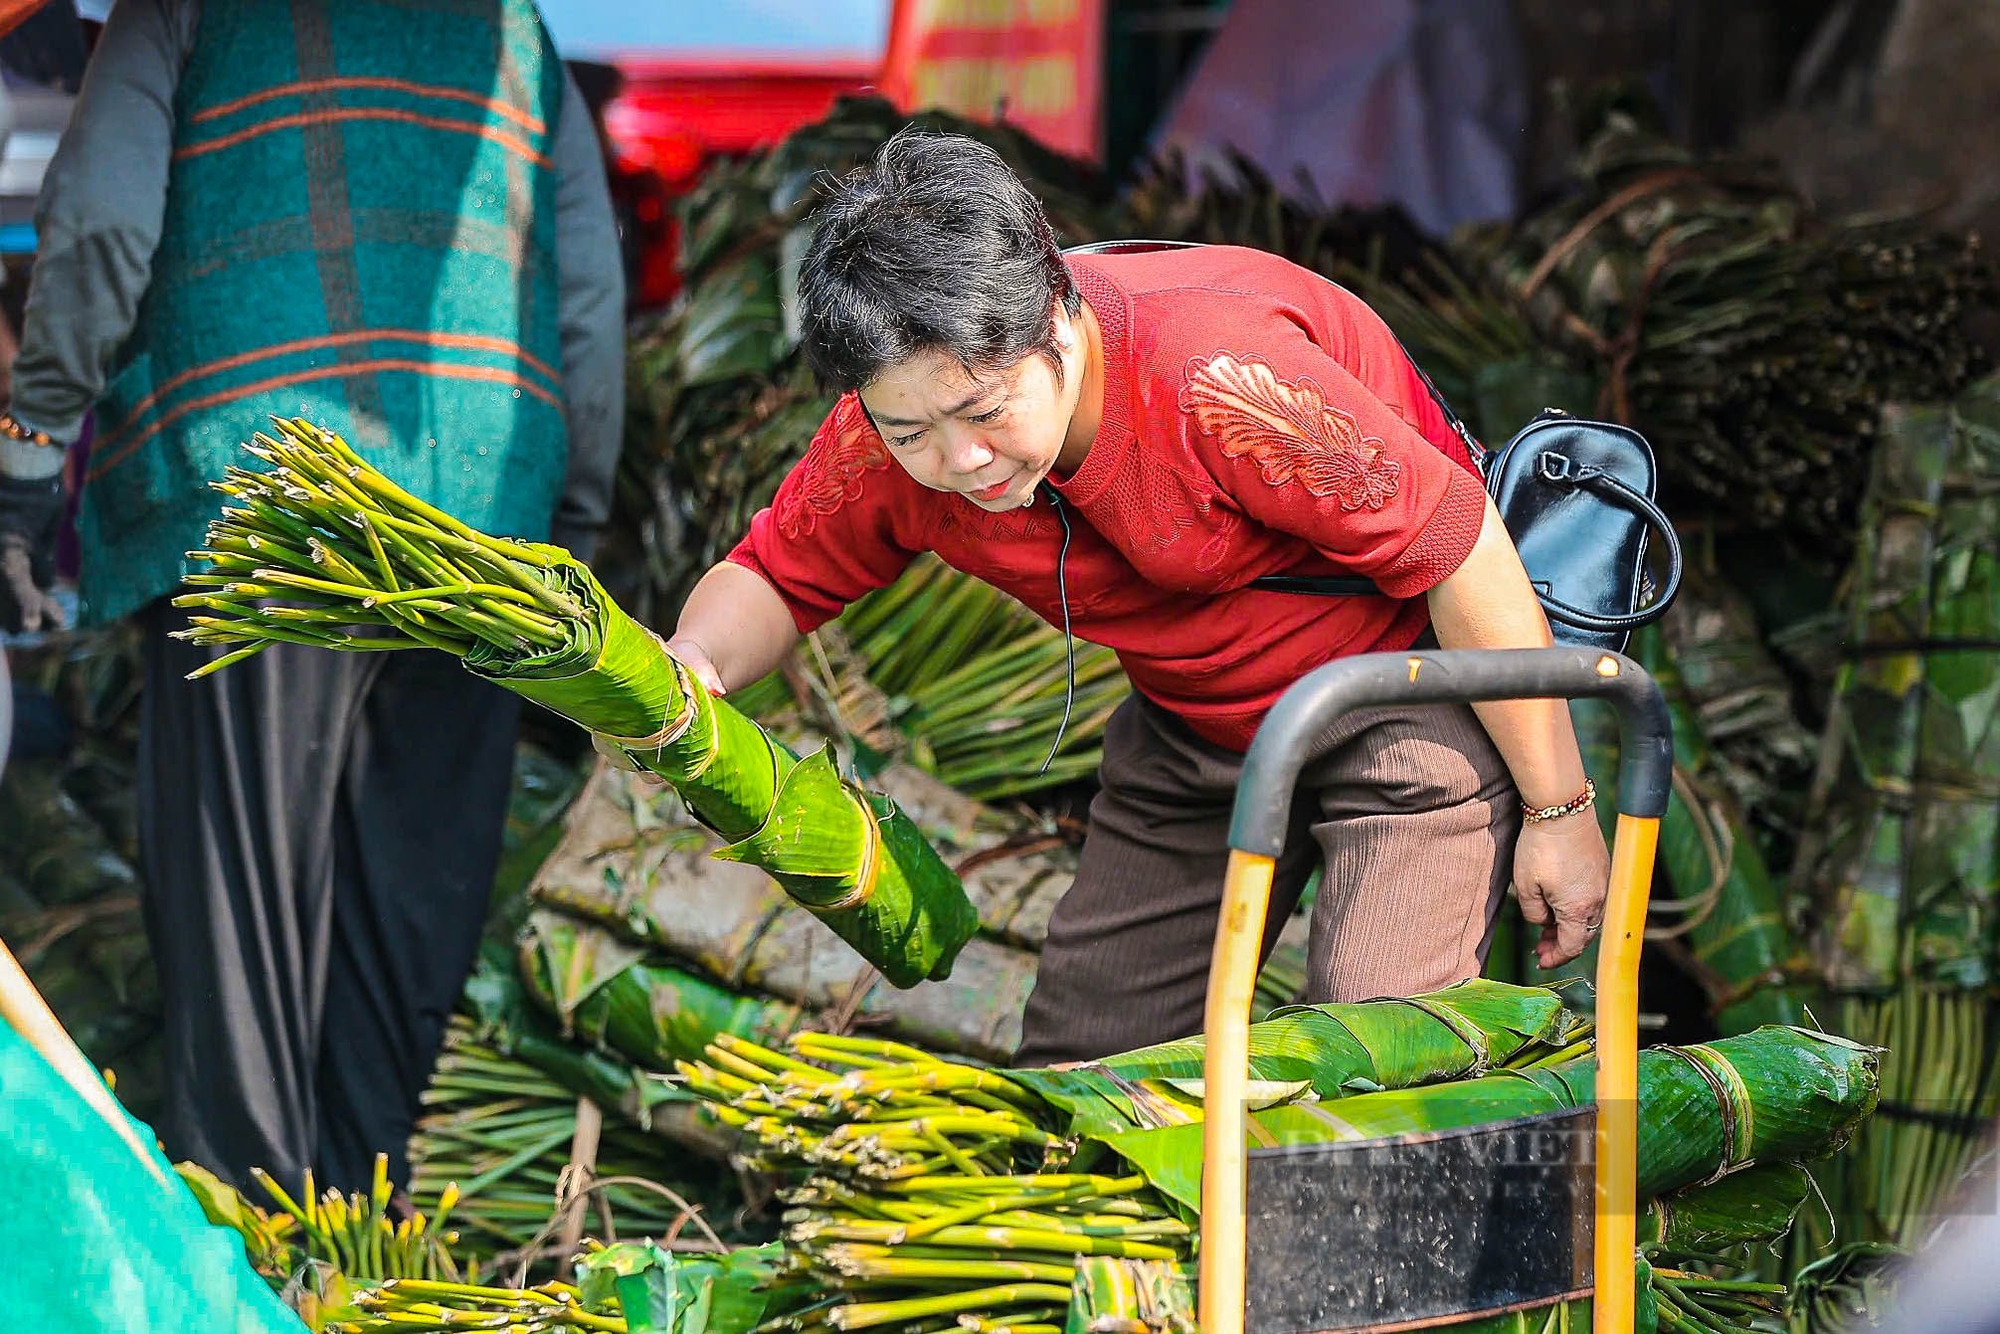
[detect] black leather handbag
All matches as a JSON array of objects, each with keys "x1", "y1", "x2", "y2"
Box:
[
  {"x1": 1065, "y1": 239, "x2": 1683, "y2": 653},
  {"x1": 1472, "y1": 408, "x2": 1681, "y2": 652}
]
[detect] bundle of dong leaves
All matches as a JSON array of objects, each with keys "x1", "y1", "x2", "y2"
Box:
[
  {"x1": 1349, "y1": 114, "x2": 1998, "y2": 565},
  {"x1": 247, "y1": 931, "x2": 1873, "y2": 1330},
  {"x1": 178, "y1": 1152, "x2": 468, "y2": 1327},
  {"x1": 175, "y1": 418, "x2": 977, "y2": 990},
  {"x1": 375, "y1": 982, "x2": 1874, "y2": 1334},
  {"x1": 1787, "y1": 371, "x2": 2000, "y2": 1253},
  {"x1": 412, "y1": 800, "x2": 1309, "y2": 1270},
  {"x1": 648, "y1": 980, "x2": 1878, "y2": 1334},
  {"x1": 511, "y1": 762, "x2": 1279, "y2": 1075},
  {"x1": 409, "y1": 1013, "x2": 748, "y2": 1268}
]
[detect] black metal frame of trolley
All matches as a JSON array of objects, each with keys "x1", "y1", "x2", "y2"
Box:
[{"x1": 1200, "y1": 647, "x2": 1673, "y2": 1334}]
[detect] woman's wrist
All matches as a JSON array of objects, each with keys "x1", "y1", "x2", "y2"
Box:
[
  {"x1": 0, "y1": 412, "x2": 66, "y2": 450},
  {"x1": 1520, "y1": 778, "x2": 1596, "y2": 826},
  {"x1": 1467, "y1": 699, "x2": 1590, "y2": 813},
  {"x1": 1511, "y1": 755, "x2": 1592, "y2": 814}
]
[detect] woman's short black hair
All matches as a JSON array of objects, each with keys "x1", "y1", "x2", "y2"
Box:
[{"x1": 797, "y1": 129, "x2": 1082, "y2": 392}]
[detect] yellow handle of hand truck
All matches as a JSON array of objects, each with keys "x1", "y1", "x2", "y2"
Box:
[
  {"x1": 1593, "y1": 813, "x2": 1659, "y2": 1334},
  {"x1": 1199, "y1": 648, "x2": 1673, "y2": 1334}
]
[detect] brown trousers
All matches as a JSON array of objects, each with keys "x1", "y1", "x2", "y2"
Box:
[{"x1": 1014, "y1": 690, "x2": 1521, "y2": 1067}]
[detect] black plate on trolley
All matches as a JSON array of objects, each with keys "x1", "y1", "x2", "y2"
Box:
[{"x1": 1244, "y1": 1105, "x2": 1595, "y2": 1333}]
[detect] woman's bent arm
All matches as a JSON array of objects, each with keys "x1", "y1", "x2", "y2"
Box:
[{"x1": 670, "y1": 560, "x2": 804, "y2": 695}]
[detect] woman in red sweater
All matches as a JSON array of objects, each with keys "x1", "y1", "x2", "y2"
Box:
[{"x1": 662, "y1": 132, "x2": 1608, "y2": 1064}]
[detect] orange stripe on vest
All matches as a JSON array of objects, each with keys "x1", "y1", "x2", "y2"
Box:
[
  {"x1": 102, "y1": 330, "x2": 560, "y2": 456},
  {"x1": 90, "y1": 359, "x2": 562, "y2": 484},
  {"x1": 190, "y1": 75, "x2": 547, "y2": 135},
  {"x1": 175, "y1": 107, "x2": 549, "y2": 169}
]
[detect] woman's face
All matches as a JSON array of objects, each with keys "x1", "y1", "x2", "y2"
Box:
[{"x1": 857, "y1": 304, "x2": 1087, "y2": 513}]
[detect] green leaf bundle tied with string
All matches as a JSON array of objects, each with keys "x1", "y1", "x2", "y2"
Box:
[
  {"x1": 670, "y1": 988, "x2": 1880, "y2": 1334},
  {"x1": 176, "y1": 417, "x2": 978, "y2": 988}
]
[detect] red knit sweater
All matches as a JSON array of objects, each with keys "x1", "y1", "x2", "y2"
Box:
[{"x1": 727, "y1": 244, "x2": 1489, "y2": 751}]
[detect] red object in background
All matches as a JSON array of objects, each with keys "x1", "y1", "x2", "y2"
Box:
[
  {"x1": 879, "y1": 0, "x2": 1104, "y2": 164},
  {"x1": 0, "y1": 0, "x2": 51, "y2": 41},
  {"x1": 607, "y1": 58, "x2": 880, "y2": 172},
  {"x1": 585, "y1": 0, "x2": 1105, "y2": 312},
  {"x1": 600, "y1": 58, "x2": 882, "y2": 308}
]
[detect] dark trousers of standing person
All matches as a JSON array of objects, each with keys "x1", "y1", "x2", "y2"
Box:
[
  {"x1": 1015, "y1": 686, "x2": 1520, "y2": 1067},
  {"x1": 135, "y1": 597, "x2": 520, "y2": 1197}
]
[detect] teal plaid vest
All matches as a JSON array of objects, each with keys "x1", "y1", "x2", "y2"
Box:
[{"x1": 78, "y1": 0, "x2": 569, "y2": 627}]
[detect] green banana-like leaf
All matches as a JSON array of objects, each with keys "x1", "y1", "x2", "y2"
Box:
[
  {"x1": 1064, "y1": 1258, "x2": 1195, "y2": 1334},
  {"x1": 714, "y1": 748, "x2": 982, "y2": 987},
  {"x1": 183, "y1": 420, "x2": 981, "y2": 990},
  {"x1": 1103, "y1": 1026, "x2": 1879, "y2": 1213},
  {"x1": 1009, "y1": 979, "x2": 1586, "y2": 1137},
  {"x1": 676, "y1": 257, "x2": 786, "y2": 387},
  {"x1": 1632, "y1": 626, "x2": 1814, "y2": 1033},
  {"x1": 517, "y1": 911, "x2": 802, "y2": 1070},
  {"x1": 460, "y1": 943, "x2": 657, "y2": 1115},
  {"x1": 1801, "y1": 378, "x2": 2000, "y2": 990},
  {"x1": 576, "y1": 1241, "x2": 792, "y2": 1334},
  {"x1": 1640, "y1": 1162, "x2": 1814, "y2": 1254},
  {"x1": 714, "y1": 746, "x2": 861, "y2": 891}
]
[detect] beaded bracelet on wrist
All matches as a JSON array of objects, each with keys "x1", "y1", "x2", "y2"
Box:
[
  {"x1": 1521, "y1": 777, "x2": 1595, "y2": 825},
  {"x1": 0, "y1": 412, "x2": 63, "y2": 449}
]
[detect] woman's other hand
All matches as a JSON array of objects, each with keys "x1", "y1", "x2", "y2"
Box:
[{"x1": 1512, "y1": 810, "x2": 1611, "y2": 969}]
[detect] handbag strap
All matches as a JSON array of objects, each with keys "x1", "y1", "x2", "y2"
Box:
[
  {"x1": 1246, "y1": 573, "x2": 1381, "y2": 597},
  {"x1": 1528, "y1": 465, "x2": 1683, "y2": 633},
  {"x1": 1251, "y1": 464, "x2": 1682, "y2": 632}
]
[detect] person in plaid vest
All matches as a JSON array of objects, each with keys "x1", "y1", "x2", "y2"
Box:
[{"x1": 0, "y1": 0, "x2": 626, "y2": 1200}]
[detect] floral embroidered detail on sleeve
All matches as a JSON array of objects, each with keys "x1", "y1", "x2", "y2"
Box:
[
  {"x1": 777, "y1": 394, "x2": 894, "y2": 539},
  {"x1": 1178, "y1": 352, "x2": 1402, "y2": 512}
]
